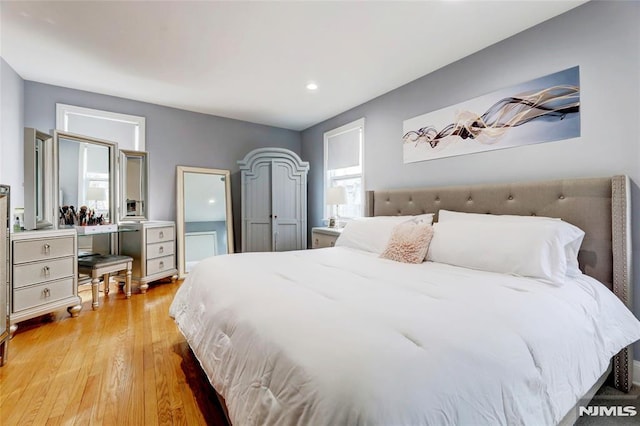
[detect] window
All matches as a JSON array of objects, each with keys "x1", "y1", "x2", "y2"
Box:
[
  {"x1": 56, "y1": 103, "x2": 146, "y2": 151},
  {"x1": 324, "y1": 118, "x2": 365, "y2": 220}
]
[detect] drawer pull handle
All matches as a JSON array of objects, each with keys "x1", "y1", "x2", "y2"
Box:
[
  {"x1": 159, "y1": 246, "x2": 164, "y2": 254},
  {"x1": 43, "y1": 243, "x2": 51, "y2": 254},
  {"x1": 43, "y1": 266, "x2": 50, "y2": 276},
  {"x1": 315, "y1": 238, "x2": 319, "y2": 244},
  {"x1": 43, "y1": 288, "x2": 51, "y2": 298},
  {"x1": 159, "y1": 261, "x2": 164, "y2": 269},
  {"x1": 159, "y1": 231, "x2": 164, "y2": 239}
]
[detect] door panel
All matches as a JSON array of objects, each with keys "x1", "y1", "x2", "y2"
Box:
[
  {"x1": 245, "y1": 162, "x2": 272, "y2": 252},
  {"x1": 271, "y1": 160, "x2": 303, "y2": 251}
]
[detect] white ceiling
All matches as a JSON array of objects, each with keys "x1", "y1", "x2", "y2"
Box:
[{"x1": 0, "y1": 1, "x2": 586, "y2": 131}]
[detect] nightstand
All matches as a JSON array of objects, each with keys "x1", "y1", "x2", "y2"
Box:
[{"x1": 311, "y1": 227, "x2": 343, "y2": 249}]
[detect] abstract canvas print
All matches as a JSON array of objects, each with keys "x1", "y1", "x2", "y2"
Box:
[{"x1": 402, "y1": 66, "x2": 580, "y2": 163}]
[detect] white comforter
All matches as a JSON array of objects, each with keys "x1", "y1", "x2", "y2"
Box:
[{"x1": 169, "y1": 247, "x2": 640, "y2": 426}]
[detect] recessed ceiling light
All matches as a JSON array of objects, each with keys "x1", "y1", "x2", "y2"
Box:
[
  {"x1": 306, "y1": 82, "x2": 318, "y2": 91},
  {"x1": 208, "y1": 199, "x2": 215, "y2": 204}
]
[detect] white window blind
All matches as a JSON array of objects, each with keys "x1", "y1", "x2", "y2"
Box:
[
  {"x1": 324, "y1": 118, "x2": 365, "y2": 220},
  {"x1": 327, "y1": 127, "x2": 361, "y2": 170},
  {"x1": 56, "y1": 104, "x2": 146, "y2": 151}
]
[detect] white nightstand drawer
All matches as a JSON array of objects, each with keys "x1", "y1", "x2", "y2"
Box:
[
  {"x1": 147, "y1": 241, "x2": 175, "y2": 260},
  {"x1": 311, "y1": 227, "x2": 342, "y2": 249},
  {"x1": 312, "y1": 231, "x2": 339, "y2": 249},
  {"x1": 13, "y1": 278, "x2": 75, "y2": 312},
  {"x1": 13, "y1": 257, "x2": 75, "y2": 288},
  {"x1": 146, "y1": 227, "x2": 174, "y2": 244},
  {"x1": 147, "y1": 255, "x2": 175, "y2": 276},
  {"x1": 13, "y1": 236, "x2": 75, "y2": 264}
]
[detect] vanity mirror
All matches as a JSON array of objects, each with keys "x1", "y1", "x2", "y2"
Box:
[
  {"x1": 23, "y1": 128, "x2": 55, "y2": 230},
  {"x1": 54, "y1": 131, "x2": 117, "y2": 226},
  {"x1": 176, "y1": 166, "x2": 233, "y2": 278},
  {"x1": 119, "y1": 150, "x2": 148, "y2": 221}
]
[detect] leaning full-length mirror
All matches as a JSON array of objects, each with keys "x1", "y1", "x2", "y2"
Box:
[
  {"x1": 54, "y1": 131, "x2": 117, "y2": 226},
  {"x1": 177, "y1": 166, "x2": 233, "y2": 278},
  {"x1": 119, "y1": 150, "x2": 148, "y2": 222}
]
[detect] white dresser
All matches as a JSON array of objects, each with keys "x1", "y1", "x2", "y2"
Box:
[
  {"x1": 0, "y1": 185, "x2": 9, "y2": 365},
  {"x1": 10, "y1": 228, "x2": 81, "y2": 332},
  {"x1": 118, "y1": 221, "x2": 178, "y2": 292}
]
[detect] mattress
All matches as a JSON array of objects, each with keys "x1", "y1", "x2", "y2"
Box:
[{"x1": 169, "y1": 247, "x2": 640, "y2": 425}]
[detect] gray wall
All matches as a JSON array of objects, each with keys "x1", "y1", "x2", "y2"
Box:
[
  {"x1": 23, "y1": 81, "x2": 301, "y2": 249},
  {"x1": 302, "y1": 2, "x2": 640, "y2": 356},
  {"x1": 0, "y1": 58, "x2": 24, "y2": 210}
]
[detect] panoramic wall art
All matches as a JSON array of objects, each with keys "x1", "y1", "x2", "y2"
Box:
[{"x1": 402, "y1": 66, "x2": 580, "y2": 163}]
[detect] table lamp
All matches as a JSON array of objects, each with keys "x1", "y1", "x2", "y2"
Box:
[{"x1": 326, "y1": 186, "x2": 347, "y2": 228}]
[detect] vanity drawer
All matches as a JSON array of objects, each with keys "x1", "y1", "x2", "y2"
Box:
[
  {"x1": 13, "y1": 257, "x2": 75, "y2": 288},
  {"x1": 147, "y1": 255, "x2": 175, "y2": 276},
  {"x1": 13, "y1": 278, "x2": 75, "y2": 312},
  {"x1": 146, "y1": 227, "x2": 174, "y2": 244},
  {"x1": 13, "y1": 236, "x2": 75, "y2": 264},
  {"x1": 147, "y1": 241, "x2": 174, "y2": 260}
]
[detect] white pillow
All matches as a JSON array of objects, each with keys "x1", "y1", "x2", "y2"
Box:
[
  {"x1": 437, "y1": 210, "x2": 584, "y2": 277},
  {"x1": 427, "y1": 220, "x2": 585, "y2": 285},
  {"x1": 335, "y1": 214, "x2": 433, "y2": 254}
]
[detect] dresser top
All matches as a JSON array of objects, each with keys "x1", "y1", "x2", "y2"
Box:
[
  {"x1": 119, "y1": 220, "x2": 175, "y2": 229},
  {"x1": 312, "y1": 226, "x2": 343, "y2": 236},
  {"x1": 11, "y1": 227, "x2": 76, "y2": 240}
]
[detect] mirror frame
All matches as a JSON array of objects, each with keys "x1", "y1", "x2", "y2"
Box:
[
  {"x1": 24, "y1": 128, "x2": 55, "y2": 230},
  {"x1": 53, "y1": 130, "x2": 118, "y2": 227},
  {"x1": 118, "y1": 149, "x2": 149, "y2": 222},
  {"x1": 176, "y1": 166, "x2": 234, "y2": 278}
]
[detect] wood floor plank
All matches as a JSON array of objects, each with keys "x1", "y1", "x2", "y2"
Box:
[{"x1": 0, "y1": 280, "x2": 227, "y2": 426}]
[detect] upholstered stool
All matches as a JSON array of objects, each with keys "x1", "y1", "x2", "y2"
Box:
[{"x1": 77, "y1": 255, "x2": 133, "y2": 310}]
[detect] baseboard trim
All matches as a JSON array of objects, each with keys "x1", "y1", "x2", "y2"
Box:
[{"x1": 634, "y1": 360, "x2": 640, "y2": 386}]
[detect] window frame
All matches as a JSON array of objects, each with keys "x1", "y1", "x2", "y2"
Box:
[
  {"x1": 323, "y1": 117, "x2": 365, "y2": 221},
  {"x1": 56, "y1": 103, "x2": 146, "y2": 151}
]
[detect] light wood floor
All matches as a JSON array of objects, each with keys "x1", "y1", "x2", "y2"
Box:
[{"x1": 0, "y1": 279, "x2": 228, "y2": 426}]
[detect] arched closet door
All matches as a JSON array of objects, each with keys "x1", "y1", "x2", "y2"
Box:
[{"x1": 238, "y1": 148, "x2": 309, "y2": 252}]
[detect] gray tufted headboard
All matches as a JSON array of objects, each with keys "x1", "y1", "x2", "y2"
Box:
[{"x1": 365, "y1": 175, "x2": 633, "y2": 391}]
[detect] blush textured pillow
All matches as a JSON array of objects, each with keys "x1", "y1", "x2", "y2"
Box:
[{"x1": 380, "y1": 222, "x2": 434, "y2": 264}]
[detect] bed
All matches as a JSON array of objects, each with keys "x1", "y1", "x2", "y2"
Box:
[{"x1": 170, "y1": 175, "x2": 640, "y2": 425}]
